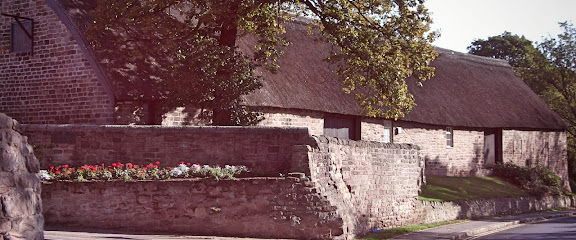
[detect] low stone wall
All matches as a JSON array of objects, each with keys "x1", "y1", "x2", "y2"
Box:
[
  {"x1": 418, "y1": 195, "x2": 576, "y2": 224},
  {"x1": 298, "y1": 136, "x2": 424, "y2": 238},
  {"x1": 23, "y1": 124, "x2": 314, "y2": 173},
  {"x1": 42, "y1": 177, "x2": 343, "y2": 239},
  {"x1": 0, "y1": 113, "x2": 44, "y2": 239}
]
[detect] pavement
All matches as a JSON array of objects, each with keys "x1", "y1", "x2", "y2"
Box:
[
  {"x1": 44, "y1": 209, "x2": 576, "y2": 240},
  {"x1": 391, "y1": 208, "x2": 576, "y2": 240}
]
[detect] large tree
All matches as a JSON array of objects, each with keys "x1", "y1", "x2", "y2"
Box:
[
  {"x1": 468, "y1": 32, "x2": 549, "y2": 94},
  {"x1": 87, "y1": 0, "x2": 438, "y2": 125},
  {"x1": 468, "y1": 22, "x2": 576, "y2": 190}
]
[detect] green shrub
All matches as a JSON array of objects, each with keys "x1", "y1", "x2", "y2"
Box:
[{"x1": 492, "y1": 162, "x2": 563, "y2": 196}]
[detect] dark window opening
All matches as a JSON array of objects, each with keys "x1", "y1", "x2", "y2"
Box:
[
  {"x1": 11, "y1": 20, "x2": 33, "y2": 53},
  {"x1": 324, "y1": 115, "x2": 360, "y2": 140}
]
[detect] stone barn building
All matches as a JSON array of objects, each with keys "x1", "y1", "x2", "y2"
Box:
[{"x1": 0, "y1": 0, "x2": 570, "y2": 187}]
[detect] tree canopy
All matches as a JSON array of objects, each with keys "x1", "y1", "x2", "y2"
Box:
[
  {"x1": 88, "y1": 0, "x2": 438, "y2": 125},
  {"x1": 468, "y1": 32, "x2": 549, "y2": 94}
]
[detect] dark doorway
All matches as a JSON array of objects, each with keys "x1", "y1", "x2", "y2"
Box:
[
  {"x1": 484, "y1": 129, "x2": 503, "y2": 166},
  {"x1": 323, "y1": 115, "x2": 361, "y2": 140}
]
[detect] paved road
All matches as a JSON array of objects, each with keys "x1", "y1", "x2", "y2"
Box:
[{"x1": 472, "y1": 215, "x2": 576, "y2": 240}]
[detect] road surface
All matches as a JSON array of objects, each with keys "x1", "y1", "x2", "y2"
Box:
[{"x1": 472, "y1": 215, "x2": 576, "y2": 239}]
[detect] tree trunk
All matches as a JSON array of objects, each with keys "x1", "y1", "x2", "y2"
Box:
[{"x1": 212, "y1": 1, "x2": 240, "y2": 126}]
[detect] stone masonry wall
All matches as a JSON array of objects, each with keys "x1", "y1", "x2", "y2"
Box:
[
  {"x1": 257, "y1": 108, "x2": 325, "y2": 136},
  {"x1": 393, "y1": 122, "x2": 488, "y2": 176},
  {"x1": 0, "y1": 113, "x2": 44, "y2": 239},
  {"x1": 296, "y1": 136, "x2": 424, "y2": 238},
  {"x1": 417, "y1": 195, "x2": 575, "y2": 225},
  {"x1": 23, "y1": 124, "x2": 314, "y2": 173},
  {"x1": 42, "y1": 177, "x2": 343, "y2": 239},
  {"x1": 503, "y1": 130, "x2": 569, "y2": 189},
  {"x1": 0, "y1": 0, "x2": 115, "y2": 124}
]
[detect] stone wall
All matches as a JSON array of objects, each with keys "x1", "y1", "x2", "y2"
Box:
[
  {"x1": 42, "y1": 177, "x2": 343, "y2": 239},
  {"x1": 393, "y1": 122, "x2": 488, "y2": 176},
  {"x1": 418, "y1": 195, "x2": 575, "y2": 225},
  {"x1": 503, "y1": 130, "x2": 569, "y2": 188},
  {"x1": 0, "y1": 0, "x2": 115, "y2": 124},
  {"x1": 0, "y1": 113, "x2": 44, "y2": 239},
  {"x1": 393, "y1": 122, "x2": 569, "y2": 188},
  {"x1": 257, "y1": 107, "x2": 325, "y2": 136},
  {"x1": 297, "y1": 136, "x2": 424, "y2": 238},
  {"x1": 34, "y1": 126, "x2": 425, "y2": 239},
  {"x1": 23, "y1": 124, "x2": 314, "y2": 173}
]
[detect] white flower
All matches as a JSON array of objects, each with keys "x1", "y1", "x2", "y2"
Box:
[
  {"x1": 176, "y1": 164, "x2": 190, "y2": 172},
  {"x1": 191, "y1": 164, "x2": 201, "y2": 170},
  {"x1": 39, "y1": 170, "x2": 51, "y2": 180},
  {"x1": 225, "y1": 165, "x2": 237, "y2": 171},
  {"x1": 170, "y1": 168, "x2": 183, "y2": 176}
]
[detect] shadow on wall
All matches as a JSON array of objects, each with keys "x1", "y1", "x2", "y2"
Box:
[
  {"x1": 424, "y1": 143, "x2": 487, "y2": 177},
  {"x1": 161, "y1": 106, "x2": 211, "y2": 126}
]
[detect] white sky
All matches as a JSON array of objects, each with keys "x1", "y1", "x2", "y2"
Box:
[{"x1": 425, "y1": 0, "x2": 576, "y2": 53}]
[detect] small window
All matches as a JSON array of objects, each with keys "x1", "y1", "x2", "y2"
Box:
[
  {"x1": 383, "y1": 120, "x2": 392, "y2": 143},
  {"x1": 11, "y1": 20, "x2": 33, "y2": 53},
  {"x1": 446, "y1": 127, "x2": 453, "y2": 147}
]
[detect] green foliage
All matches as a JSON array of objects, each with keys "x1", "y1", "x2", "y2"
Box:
[
  {"x1": 88, "y1": 0, "x2": 438, "y2": 123},
  {"x1": 468, "y1": 32, "x2": 550, "y2": 94},
  {"x1": 419, "y1": 176, "x2": 529, "y2": 202},
  {"x1": 492, "y1": 163, "x2": 564, "y2": 196}
]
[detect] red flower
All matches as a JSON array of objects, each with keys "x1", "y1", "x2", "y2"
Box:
[
  {"x1": 186, "y1": 162, "x2": 191, "y2": 166},
  {"x1": 63, "y1": 164, "x2": 69, "y2": 168},
  {"x1": 126, "y1": 163, "x2": 133, "y2": 168},
  {"x1": 55, "y1": 171, "x2": 61, "y2": 174},
  {"x1": 111, "y1": 163, "x2": 117, "y2": 167},
  {"x1": 179, "y1": 161, "x2": 185, "y2": 165},
  {"x1": 154, "y1": 161, "x2": 160, "y2": 165}
]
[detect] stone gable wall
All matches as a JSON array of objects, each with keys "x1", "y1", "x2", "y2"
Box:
[
  {"x1": 502, "y1": 130, "x2": 569, "y2": 189},
  {"x1": 0, "y1": 113, "x2": 43, "y2": 239},
  {"x1": 0, "y1": 0, "x2": 115, "y2": 124}
]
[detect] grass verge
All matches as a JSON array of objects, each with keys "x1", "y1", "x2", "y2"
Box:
[
  {"x1": 357, "y1": 220, "x2": 467, "y2": 240},
  {"x1": 419, "y1": 176, "x2": 530, "y2": 202}
]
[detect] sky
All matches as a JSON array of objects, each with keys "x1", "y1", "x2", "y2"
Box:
[{"x1": 425, "y1": 0, "x2": 576, "y2": 53}]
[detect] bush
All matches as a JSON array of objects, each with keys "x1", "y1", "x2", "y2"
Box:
[{"x1": 492, "y1": 162, "x2": 563, "y2": 196}]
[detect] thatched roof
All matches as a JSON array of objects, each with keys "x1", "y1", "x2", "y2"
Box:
[
  {"x1": 240, "y1": 21, "x2": 567, "y2": 130},
  {"x1": 54, "y1": 0, "x2": 567, "y2": 130}
]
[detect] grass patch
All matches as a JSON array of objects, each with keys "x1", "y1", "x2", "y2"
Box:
[
  {"x1": 357, "y1": 220, "x2": 466, "y2": 240},
  {"x1": 419, "y1": 176, "x2": 530, "y2": 201}
]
